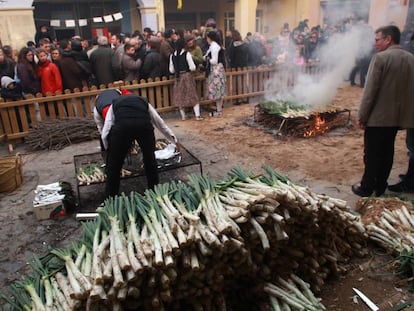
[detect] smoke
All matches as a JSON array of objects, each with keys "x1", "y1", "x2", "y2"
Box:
[{"x1": 264, "y1": 25, "x2": 374, "y2": 110}]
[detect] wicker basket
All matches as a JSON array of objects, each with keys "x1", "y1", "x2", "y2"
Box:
[{"x1": 0, "y1": 154, "x2": 23, "y2": 193}]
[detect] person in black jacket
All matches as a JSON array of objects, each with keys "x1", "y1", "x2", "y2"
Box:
[
  {"x1": 71, "y1": 38, "x2": 92, "y2": 86},
  {"x1": 0, "y1": 48, "x2": 15, "y2": 79},
  {"x1": 227, "y1": 29, "x2": 249, "y2": 69},
  {"x1": 59, "y1": 39, "x2": 88, "y2": 91},
  {"x1": 227, "y1": 30, "x2": 249, "y2": 105},
  {"x1": 388, "y1": 33, "x2": 414, "y2": 193},
  {"x1": 141, "y1": 37, "x2": 162, "y2": 80},
  {"x1": 248, "y1": 33, "x2": 267, "y2": 67}
]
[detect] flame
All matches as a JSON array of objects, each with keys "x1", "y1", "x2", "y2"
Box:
[{"x1": 303, "y1": 113, "x2": 328, "y2": 137}]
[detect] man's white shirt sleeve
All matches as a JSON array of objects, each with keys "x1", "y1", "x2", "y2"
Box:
[
  {"x1": 149, "y1": 104, "x2": 177, "y2": 143},
  {"x1": 93, "y1": 107, "x2": 104, "y2": 134},
  {"x1": 101, "y1": 105, "x2": 114, "y2": 149}
]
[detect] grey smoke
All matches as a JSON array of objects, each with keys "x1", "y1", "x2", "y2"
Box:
[{"x1": 265, "y1": 25, "x2": 374, "y2": 109}]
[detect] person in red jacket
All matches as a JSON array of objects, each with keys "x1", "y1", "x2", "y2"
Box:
[{"x1": 36, "y1": 48, "x2": 62, "y2": 96}]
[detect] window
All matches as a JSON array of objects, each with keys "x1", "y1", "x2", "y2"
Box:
[
  {"x1": 224, "y1": 11, "x2": 235, "y2": 33},
  {"x1": 256, "y1": 10, "x2": 262, "y2": 33},
  {"x1": 223, "y1": 10, "x2": 261, "y2": 33}
]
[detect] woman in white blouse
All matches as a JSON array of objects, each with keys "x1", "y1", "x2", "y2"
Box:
[{"x1": 204, "y1": 31, "x2": 227, "y2": 116}]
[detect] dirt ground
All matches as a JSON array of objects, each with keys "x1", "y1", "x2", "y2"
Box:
[{"x1": 1, "y1": 83, "x2": 414, "y2": 310}]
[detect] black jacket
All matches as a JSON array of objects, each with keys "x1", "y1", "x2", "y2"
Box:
[
  {"x1": 89, "y1": 46, "x2": 116, "y2": 86},
  {"x1": 0, "y1": 58, "x2": 15, "y2": 79},
  {"x1": 112, "y1": 94, "x2": 152, "y2": 129},
  {"x1": 248, "y1": 41, "x2": 266, "y2": 67},
  {"x1": 227, "y1": 41, "x2": 249, "y2": 69},
  {"x1": 141, "y1": 49, "x2": 161, "y2": 80}
]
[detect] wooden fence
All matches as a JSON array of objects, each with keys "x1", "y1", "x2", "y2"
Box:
[{"x1": 0, "y1": 64, "x2": 321, "y2": 145}]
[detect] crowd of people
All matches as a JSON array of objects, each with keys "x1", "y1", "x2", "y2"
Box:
[
  {"x1": 0, "y1": 18, "x2": 412, "y2": 95},
  {"x1": 0, "y1": 19, "x2": 224, "y2": 117},
  {"x1": 0, "y1": 17, "x2": 413, "y2": 105},
  {"x1": 1, "y1": 18, "x2": 414, "y2": 115}
]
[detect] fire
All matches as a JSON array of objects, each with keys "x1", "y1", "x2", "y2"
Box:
[{"x1": 303, "y1": 113, "x2": 328, "y2": 137}]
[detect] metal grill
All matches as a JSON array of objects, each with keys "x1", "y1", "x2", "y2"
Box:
[{"x1": 254, "y1": 104, "x2": 351, "y2": 137}]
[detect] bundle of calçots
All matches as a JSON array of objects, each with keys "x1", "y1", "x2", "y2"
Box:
[
  {"x1": 77, "y1": 164, "x2": 106, "y2": 185},
  {"x1": 366, "y1": 204, "x2": 414, "y2": 254},
  {"x1": 355, "y1": 198, "x2": 414, "y2": 295},
  {"x1": 2, "y1": 166, "x2": 368, "y2": 311},
  {"x1": 77, "y1": 165, "x2": 133, "y2": 186}
]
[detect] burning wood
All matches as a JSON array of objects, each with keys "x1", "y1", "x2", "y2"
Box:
[
  {"x1": 254, "y1": 101, "x2": 350, "y2": 137},
  {"x1": 303, "y1": 113, "x2": 328, "y2": 137}
]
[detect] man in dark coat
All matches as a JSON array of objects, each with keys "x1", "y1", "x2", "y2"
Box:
[
  {"x1": 159, "y1": 29, "x2": 175, "y2": 77},
  {"x1": 388, "y1": 32, "x2": 414, "y2": 193},
  {"x1": 58, "y1": 39, "x2": 87, "y2": 91},
  {"x1": 71, "y1": 38, "x2": 92, "y2": 85},
  {"x1": 89, "y1": 36, "x2": 116, "y2": 86}
]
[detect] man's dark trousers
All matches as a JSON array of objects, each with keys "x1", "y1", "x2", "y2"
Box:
[
  {"x1": 361, "y1": 126, "x2": 399, "y2": 194},
  {"x1": 404, "y1": 128, "x2": 414, "y2": 185},
  {"x1": 105, "y1": 118, "x2": 158, "y2": 198}
]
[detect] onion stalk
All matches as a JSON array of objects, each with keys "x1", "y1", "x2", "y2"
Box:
[
  {"x1": 15, "y1": 277, "x2": 46, "y2": 311},
  {"x1": 50, "y1": 248, "x2": 92, "y2": 298}
]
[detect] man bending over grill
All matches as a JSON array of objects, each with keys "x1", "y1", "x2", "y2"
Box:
[{"x1": 101, "y1": 90, "x2": 179, "y2": 199}]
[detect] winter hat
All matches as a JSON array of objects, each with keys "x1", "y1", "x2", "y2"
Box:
[{"x1": 1, "y1": 76, "x2": 15, "y2": 88}]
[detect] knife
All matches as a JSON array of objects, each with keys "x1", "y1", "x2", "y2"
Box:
[{"x1": 353, "y1": 288, "x2": 379, "y2": 311}]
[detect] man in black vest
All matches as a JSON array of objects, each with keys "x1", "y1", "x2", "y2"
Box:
[
  {"x1": 93, "y1": 89, "x2": 122, "y2": 136},
  {"x1": 93, "y1": 89, "x2": 122, "y2": 156},
  {"x1": 101, "y1": 91, "x2": 179, "y2": 198}
]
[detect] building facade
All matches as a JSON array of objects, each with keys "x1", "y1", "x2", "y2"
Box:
[{"x1": 0, "y1": 0, "x2": 36, "y2": 49}]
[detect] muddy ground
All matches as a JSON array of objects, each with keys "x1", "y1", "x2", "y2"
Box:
[{"x1": 1, "y1": 84, "x2": 414, "y2": 310}]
